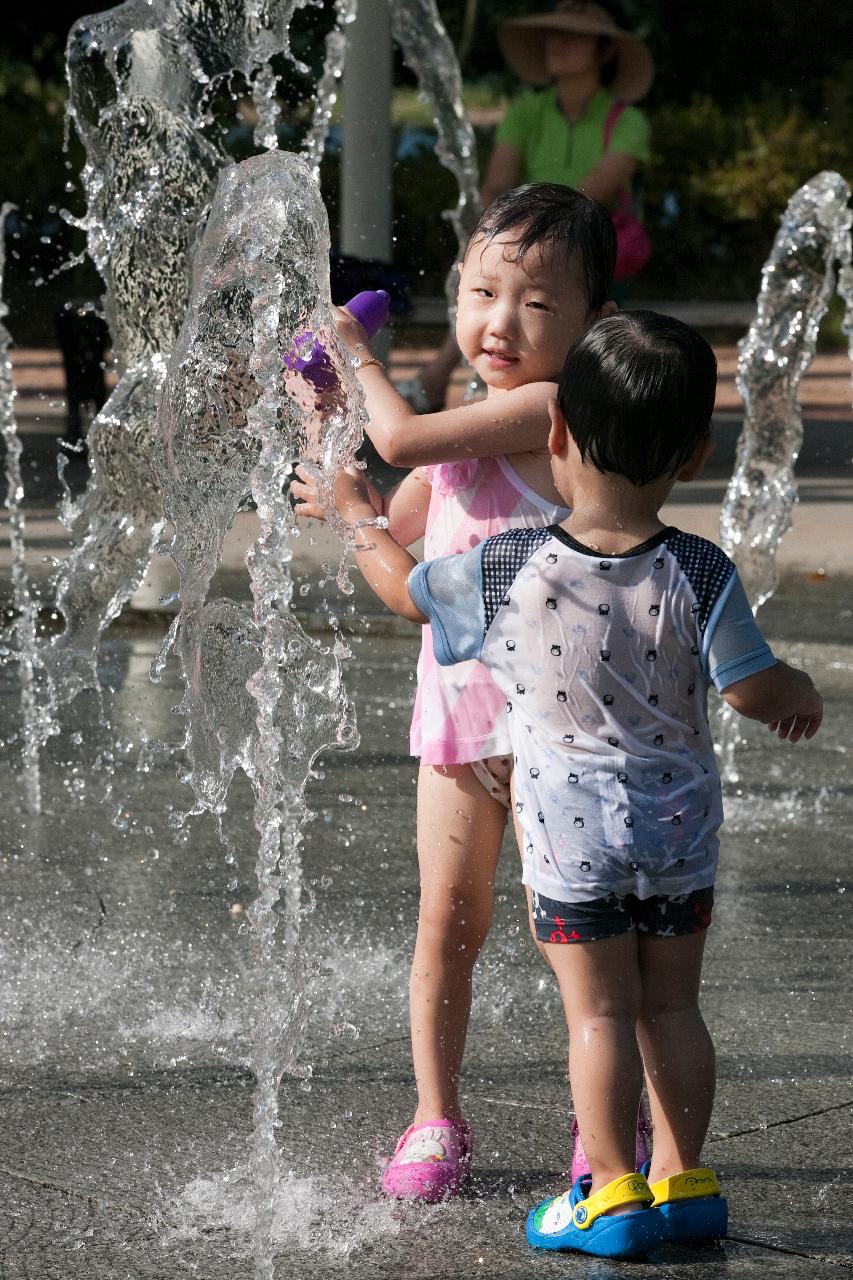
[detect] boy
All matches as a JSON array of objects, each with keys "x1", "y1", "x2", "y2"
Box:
[{"x1": 328, "y1": 309, "x2": 823, "y2": 1253}]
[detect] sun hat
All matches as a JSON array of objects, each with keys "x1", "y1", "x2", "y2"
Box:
[{"x1": 498, "y1": 2, "x2": 654, "y2": 104}]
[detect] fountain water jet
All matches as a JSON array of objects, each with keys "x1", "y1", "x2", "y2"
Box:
[
  {"x1": 51, "y1": 0, "x2": 334, "y2": 706},
  {"x1": 302, "y1": 0, "x2": 356, "y2": 182},
  {"x1": 0, "y1": 205, "x2": 52, "y2": 812},
  {"x1": 719, "y1": 170, "x2": 852, "y2": 779},
  {"x1": 153, "y1": 149, "x2": 365, "y2": 1273}
]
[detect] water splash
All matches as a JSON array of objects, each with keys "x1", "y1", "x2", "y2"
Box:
[
  {"x1": 0, "y1": 204, "x2": 53, "y2": 812},
  {"x1": 718, "y1": 171, "x2": 852, "y2": 779},
  {"x1": 172, "y1": 1162, "x2": 400, "y2": 1258},
  {"x1": 301, "y1": 0, "x2": 356, "y2": 182},
  {"x1": 721, "y1": 172, "x2": 851, "y2": 604},
  {"x1": 50, "y1": 0, "x2": 322, "y2": 704},
  {"x1": 389, "y1": 0, "x2": 483, "y2": 398},
  {"x1": 155, "y1": 149, "x2": 362, "y2": 1278},
  {"x1": 51, "y1": 5, "x2": 221, "y2": 700},
  {"x1": 45, "y1": 4, "x2": 483, "y2": 1272}
]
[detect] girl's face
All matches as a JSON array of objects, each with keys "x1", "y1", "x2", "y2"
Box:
[
  {"x1": 544, "y1": 31, "x2": 602, "y2": 80},
  {"x1": 455, "y1": 235, "x2": 593, "y2": 394}
]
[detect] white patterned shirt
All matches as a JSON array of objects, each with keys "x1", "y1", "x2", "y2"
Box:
[{"x1": 409, "y1": 525, "x2": 775, "y2": 903}]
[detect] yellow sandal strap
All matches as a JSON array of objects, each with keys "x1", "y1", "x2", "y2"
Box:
[
  {"x1": 650, "y1": 1167, "x2": 721, "y2": 1207},
  {"x1": 572, "y1": 1173, "x2": 653, "y2": 1230}
]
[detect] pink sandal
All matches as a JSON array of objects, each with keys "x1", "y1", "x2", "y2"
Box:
[
  {"x1": 571, "y1": 1098, "x2": 652, "y2": 1183},
  {"x1": 381, "y1": 1117, "x2": 473, "y2": 1202}
]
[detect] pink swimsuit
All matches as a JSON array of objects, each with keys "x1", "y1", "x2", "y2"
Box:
[{"x1": 410, "y1": 456, "x2": 568, "y2": 766}]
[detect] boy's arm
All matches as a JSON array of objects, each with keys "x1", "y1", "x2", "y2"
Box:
[
  {"x1": 336, "y1": 308, "x2": 553, "y2": 467},
  {"x1": 721, "y1": 662, "x2": 823, "y2": 742},
  {"x1": 705, "y1": 567, "x2": 822, "y2": 743}
]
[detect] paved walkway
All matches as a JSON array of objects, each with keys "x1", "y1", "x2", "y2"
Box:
[{"x1": 8, "y1": 339, "x2": 853, "y2": 422}]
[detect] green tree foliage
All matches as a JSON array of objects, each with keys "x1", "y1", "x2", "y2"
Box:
[{"x1": 641, "y1": 93, "x2": 849, "y2": 296}]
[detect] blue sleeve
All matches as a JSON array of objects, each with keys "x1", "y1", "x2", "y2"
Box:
[
  {"x1": 408, "y1": 544, "x2": 487, "y2": 666},
  {"x1": 704, "y1": 570, "x2": 777, "y2": 691}
]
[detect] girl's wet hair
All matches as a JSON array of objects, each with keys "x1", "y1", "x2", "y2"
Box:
[
  {"x1": 466, "y1": 183, "x2": 616, "y2": 313},
  {"x1": 558, "y1": 311, "x2": 718, "y2": 485}
]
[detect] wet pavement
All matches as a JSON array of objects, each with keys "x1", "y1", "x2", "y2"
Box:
[{"x1": 1, "y1": 571, "x2": 852, "y2": 1278}]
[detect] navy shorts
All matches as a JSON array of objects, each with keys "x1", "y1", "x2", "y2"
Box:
[{"x1": 532, "y1": 886, "x2": 714, "y2": 944}]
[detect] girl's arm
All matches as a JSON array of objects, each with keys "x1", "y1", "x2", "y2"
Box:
[
  {"x1": 334, "y1": 471, "x2": 427, "y2": 623},
  {"x1": 357, "y1": 368, "x2": 554, "y2": 467},
  {"x1": 292, "y1": 465, "x2": 431, "y2": 547},
  {"x1": 722, "y1": 661, "x2": 823, "y2": 742},
  {"x1": 382, "y1": 468, "x2": 432, "y2": 546},
  {"x1": 336, "y1": 310, "x2": 553, "y2": 466}
]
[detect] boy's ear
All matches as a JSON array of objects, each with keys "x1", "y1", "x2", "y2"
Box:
[
  {"x1": 598, "y1": 299, "x2": 618, "y2": 320},
  {"x1": 547, "y1": 398, "x2": 568, "y2": 456},
  {"x1": 678, "y1": 434, "x2": 715, "y2": 482}
]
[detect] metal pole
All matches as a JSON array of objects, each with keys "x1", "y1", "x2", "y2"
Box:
[{"x1": 340, "y1": 0, "x2": 393, "y2": 263}]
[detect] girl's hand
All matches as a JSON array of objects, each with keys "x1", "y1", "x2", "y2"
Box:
[
  {"x1": 335, "y1": 305, "x2": 370, "y2": 358},
  {"x1": 291, "y1": 464, "x2": 326, "y2": 521},
  {"x1": 768, "y1": 689, "x2": 823, "y2": 742},
  {"x1": 291, "y1": 463, "x2": 379, "y2": 524}
]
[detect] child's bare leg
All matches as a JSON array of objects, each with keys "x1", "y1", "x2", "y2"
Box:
[
  {"x1": 545, "y1": 934, "x2": 644, "y2": 1197},
  {"x1": 636, "y1": 930, "x2": 714, "y2": 1181},
  {"x1": 410, "y1": 763, "x2": 506, "y2": 1123}
]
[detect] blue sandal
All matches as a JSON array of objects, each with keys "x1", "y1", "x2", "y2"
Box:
[
  {"x1": 526, "y1": 1171, "x2": 664, "y2": 1258},
  {"x1": 648, "y1": 1167, "x2": 728, "y2": 1244}
]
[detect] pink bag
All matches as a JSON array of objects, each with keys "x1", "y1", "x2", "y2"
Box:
[{"x1": 604, "y1": 103, "x2": 652, "y2": 283}]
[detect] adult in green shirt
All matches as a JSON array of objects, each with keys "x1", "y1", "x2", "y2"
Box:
[
  {"x1": 406, "y1": 0, "x2": 654, "y2": 412},
  {"x1": 487, "y1": 2, "x2": 652, "y2": 213}
]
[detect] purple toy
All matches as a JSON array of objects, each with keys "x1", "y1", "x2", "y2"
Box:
[{"x1": 284, "y1": 289, "x2": 390, "y2": 390}]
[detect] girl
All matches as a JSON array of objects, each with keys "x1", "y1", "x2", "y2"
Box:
[
  {"x1": 407, "y1": 0, "x2": 652, "y2": 411},
  {"x1": 294, "y1": 184, "x2": 647, "y2": 1200}
]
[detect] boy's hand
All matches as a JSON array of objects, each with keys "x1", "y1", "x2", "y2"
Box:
[
  {"x1": 335, "y1": 305, "x2": 370, "y2": 358},
  {"x1": 768, "y1": 690, "x2": 823, "y2": 742}
]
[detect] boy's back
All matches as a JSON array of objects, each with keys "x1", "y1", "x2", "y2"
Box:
[{"x1": 409, "y1": 523, "x2": 774, "y2": 904}]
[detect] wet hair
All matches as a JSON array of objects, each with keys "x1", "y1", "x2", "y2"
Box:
[
  {"x1": 466, "y1": 183, "x2": 616, "y2": 313},
  {"x1": 557, "y1": 311, "x2": 717, "y2": 485}
]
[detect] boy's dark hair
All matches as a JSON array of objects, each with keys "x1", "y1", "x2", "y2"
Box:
[
  {"x1": 558, "y1": 311, "x2": 717, "y2": 485},
  {"x1": 466, "y1": 183, "x2": 616, "y2": 313}
]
